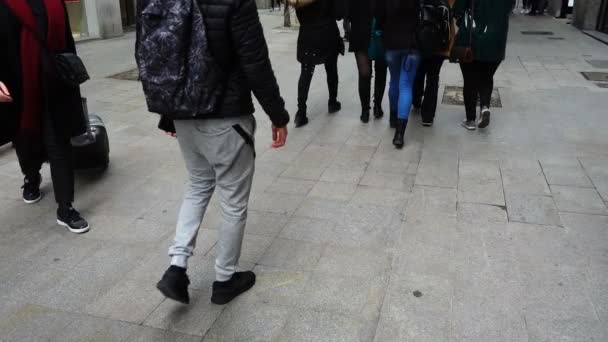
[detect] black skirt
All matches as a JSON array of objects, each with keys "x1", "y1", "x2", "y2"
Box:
[{"x1": 297, "y1": 20, "x2": 344, "y2": 65}]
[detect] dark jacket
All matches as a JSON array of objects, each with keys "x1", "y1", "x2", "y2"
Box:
[
  {"x1": 375, "y1": 0, "x2": 419, "y2": 51},
  {"x1": 296, "y1": 0, "x2": 345, "y2": 65},
  {"x1": 0, "y1": 1, "x2": 86, "y2": 146},
  {"x1": 158, "y1": 0, "x2": 289, "y2": 132},
  {"x1": 453, "y1": 0, "x2": 511, "y2": 62},
  {"x1": 347, "y1": 0, "x2": 374, "y2": 53}
]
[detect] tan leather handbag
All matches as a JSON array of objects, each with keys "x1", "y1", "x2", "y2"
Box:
[{"x1": 287, "y1": 0, "x2": 317, "y2": 9}]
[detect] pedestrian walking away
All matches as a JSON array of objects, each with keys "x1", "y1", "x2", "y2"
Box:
[
  {"x1": 0, "y1": 0, "x2": 90, "y2": 234},
  {"x1": 348, "y1": 0, "x2": 388, "y2": 124},
  {"x1": 136, "y1": 0, "x2": 289, "y2": 305},
  {"x1": 294, "y1": 0, "x2": 346, "y2": 128},
  {"x1": 413, "y1": 0, "x2": 455, "y2": 127},
  {"x1": 376, "y1": 0, "x2": 421, "y2": 148},
  {"x1": 453, "y1": 0, "x2": 511, "y2": 130}
]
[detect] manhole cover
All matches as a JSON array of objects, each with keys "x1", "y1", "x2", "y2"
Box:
[
  {"x1": 596, "y1": 83, "x2": 608, "y2": 89},
  {"x1": 586, "y1": 60, "x2": 608, "y2": 68},
  {"x1": 522, "y1": 31, "x2": 554, "y2": 35},
  {"x1": 581, "y1": 72, "x2": 608, "y2": 82},
  {"x1": 442, "y1": 86, "x2": 502, "y2": 108},
  {"x1": 548, "y1": 37, "x2": 565, "y2": 40},
  {"x1": 108, "y1": 68, "x2": 139, "y2": 81}
]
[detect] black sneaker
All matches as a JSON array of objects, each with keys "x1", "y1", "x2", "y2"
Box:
[
  {"x1": 211, "y1": 271, "x2": 256, "y2": 305},
  {"x1": 422, "y1": 119, "x2": 434, "y2": 127},
  {"x1": 157, "y1": 266, "x2": 190, "y2": 304},
  {"x1": 57, "y1": 207, "x2": 90, "y2": 234},
  {"x1": 360, "y1": 109, "x2": 370, "y2": 123},
  {"x1": 22, "y1": 174, "x2": 42, "y2": 204},
  {"x1": 461, "y1": 120, "x2": 477, "y2": 131},
  {"x1": 328, "y1": 100, "x2": 342, "y2": 114},
  {"x1": 478, "y1": 108, "x2": 491, "y2": 128},
  {"x1": 294, "y1": 110, "x2": 309, "y2": 128},
  {"x1": 373, "y1": 105, "x2": 384, "y2": 119}
]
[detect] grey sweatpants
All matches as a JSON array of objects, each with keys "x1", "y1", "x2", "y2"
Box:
[{"x1": 169, "y1": 116, "x2": 256, "y2": 282}]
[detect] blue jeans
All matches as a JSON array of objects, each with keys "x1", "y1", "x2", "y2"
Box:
[{"x1": 386, "y1": 50, "x2": 421, "y2": 120}]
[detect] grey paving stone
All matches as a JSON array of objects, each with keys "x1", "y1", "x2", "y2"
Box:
[
  {"x1": 75, "y1": 241, "x2": 151, "y2": 278},
  {"x1": 278, "y1": 309, "x2": 376, "y2": 342},
  {"x1": 53, "y1": 315, "x2": 139, "y2": 342},
  {"x1": 243, "y1": 211, "x2": 289, "y2": 237},
  {"x1": 401, "y1": 216, "x2": 460, "y2": 251},
  {"x1": 550, "y1": 185, "x2": 608, "y2": 215},
  {"x1": 405, "y1": 186, "x2": 457, "y2": 221},
  {"x1": 202, "y1": 302, "x2": 291, "y2": 342},
  {"x1": 259, "y1": 238, "x2": 325, "y2": 271},
  {"x1": 329, "y1": 145, "x2": 375, "y2": 170},
  {"x1": 414, "y1": 150, "x2": 459, "y2": 188},
  {"x1": 506, "y1": 193, "x2": 562, "y2": 226},
  {"x1": 281, "y1": 164, "x2": 326, "y2": 181},
  {"x1": 458, "y1": 202, "x2": 509, "y2": 227},
  {"x1": 207, "y1": 234, "x2": 273, "y2": 264},
  {"x1": 240, "y1": 266, "x2": 311, "y2": 306},
  {"x1": 294, "y1": 198, "x2": 347, "y2": 221},
  {"x1": 279, "y1": 216, "x2": 336, "y2": 243},
  {"x1": 300, "y1": 272, "x2": 387, "y2": 320},
  {"x1": 316, "y1": 245, "x2": 392, "y2": 278},
  {"x1": 350, "y1": 186, "x2": 409, "y2": 209},
  {"x1": 540, "y1": 160, "x2": 594, "y2": 187},
  {"x1": 331, "y1": 219, "x2": 397, "y2": 249},
  {"x1": 0, "y1": 304, "x2": 74, "y2": 342},
  {"x1": 144, "y1": 290, "x2": 222, "y2": 336},
  {"x1": 249, "y1": 192, "x2": 305, "y2": 215},
  {"x1": 109, "y1": 217, "x2": 176, "y2": 244},
  {"x1": 500, "y1": 159, "x2": 551, "y2": 196},
  {"x1": 458, "y1": 159, "x2": 505, "y2": 206},
  {"x1": 359, "y1": 170, "x2": 415, "y2": 192},
  {"x1": 186, "y1": 255, "x2": 255, "y2": 292},
  {"x1": 0, "y1": 262, "x2": 69, "y2": 304},
  {"x1": 561, "y1": 212, "x2": 608, "y2": 265},
  {"x1": 320, "y1": 167, "x2": 365, "y2": 184},
  {"x1": 580, "y1": 158, "x2": 608, "y2": 202},
  {"x1": 265, "y1": 177, "x2": 316, "y2": 195},
  {"x1": 127, "y1": 326, "x2": 202, "y2": 342},
  {"x1": 308, "y1": 181, "x2": 358, "y2": 201},
  {"x1": 525, "y1": 316, "x2": 608, "y2": 342},
  {"x1": 85, "y1": 277, "x2": 165, "y2": 324}
]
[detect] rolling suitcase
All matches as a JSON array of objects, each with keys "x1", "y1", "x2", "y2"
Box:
[{"x1": 71, "y1": 98, "x2": 110, "y2": 170}]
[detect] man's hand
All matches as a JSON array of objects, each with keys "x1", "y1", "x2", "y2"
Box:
[
  {"x1": 272, "y1": 125, "x2": 287, "y2": 148},
  {"x1": 0, "y1": 82, "x2": 13, "y2": 103}
]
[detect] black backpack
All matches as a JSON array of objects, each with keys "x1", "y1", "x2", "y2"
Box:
[
  {"x1": 416, "y1": 0, "x2": 452, "y2": 56},
  {"x1": 135, "y1": 0, "x2": 226, "y2": 118}
]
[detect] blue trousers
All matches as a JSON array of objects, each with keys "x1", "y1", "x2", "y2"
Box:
[{"x1": 386, "y1": 50, "x2": 421, "y2": 120}]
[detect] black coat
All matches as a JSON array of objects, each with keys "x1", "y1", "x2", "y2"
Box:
[
  {"x1": 347, "y1": 0, "x2": 374, "y2": 53},
  {"x1": 0, "y1": 1, "x2": 86, "y2": 146},
  {"x1": 296, "y1": 0, "x2": 345, "y2": 65},
  {"x1": 375, "y1": 0, "x2": 419, "y2": 50},
  {"x1": 158, "y1": 0, "x2": 290, "y2": 132}
]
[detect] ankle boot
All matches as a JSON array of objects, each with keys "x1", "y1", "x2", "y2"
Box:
[
  {"x1": 294, "y1": 109, "x2": 309, "y2": 128},
  {"x1": 389, "y1": 111, "x2": 397, "y2": 128},
  {"x1": 328, "y1": 100, "x2": 342, "y2": 114},
  {"x1": 373, "y1": 103, "x2": 384, "y2": 119},
  {"x1": 360, "y1": 108, "x2": 370, "y2": 123},
  {"x1": 393, "y1": 119, "x2": 407, "y2": 149}
]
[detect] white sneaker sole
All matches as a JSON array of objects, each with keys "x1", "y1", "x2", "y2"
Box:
[
  {"x1": 461, "y1": 122, "x2": 477, "y2": 131},
  {"x1": 57, "y1": 219, "x2": 90, "y2": 234},
  {"x1": 24, "y1": 193, "x2": 42, "y2": 204}
]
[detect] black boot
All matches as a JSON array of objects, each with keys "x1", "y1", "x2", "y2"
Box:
[
  {"x1": 389, "y1": 111, "x2": 397, "y2": 128},
  {"x1": 294, "y1": 109, "x2": 309, "y2": 128},
  {"x1": 360, "y1": 108, "x2": 370, "y2": 123},
  {"x1": 328, "y1": 100, "x2": 342, "y2": 114},
  {"x1": 393, "y1": 119, "x2": 407, "y2": 149},
  {"x1": 157, "y1": 266, "x2": 190, "y2": 304},
  {"x1": 373, "y1": 103, "x2": 384, "y2": 119},
  {"x1": 211, "y1": 271, "x2": 256, "y2": 305}
]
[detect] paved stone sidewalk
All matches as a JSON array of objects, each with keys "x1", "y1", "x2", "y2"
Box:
[{"x1": 1, "y1": 12, "x2": 608, "y2": 342}]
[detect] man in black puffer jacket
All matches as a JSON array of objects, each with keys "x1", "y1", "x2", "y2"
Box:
[{"x1": 153, "y1": 0, "x2": 290, "y2": 306}]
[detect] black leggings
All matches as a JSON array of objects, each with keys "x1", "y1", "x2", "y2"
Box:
[
  {"x1": 413, "y1": 56, "x2": 445, "y2": 121},
  {"x1": 298, "y1": 54, "x2": 339, "y2": 112},
  {"x1": 15, "y1": 110, "x2": 75, "y2": 207},
  {"x1": 459, "y1": 61, "x2": 501, "y2": 121},
  {"x1": 354, "y1": 52, "x2": 387, "y2": 111}
]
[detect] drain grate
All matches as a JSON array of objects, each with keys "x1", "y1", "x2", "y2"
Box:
[
  {"x1": 581, "y1": 72, "x2": 608, "y2": 82},
  {"x1": 586, "y1": 60, "x2": 608, "y2": 69},
  {"x1": 108, "y1": 68, "x2": 139, "y2": 81},
  {"x1": 522, "y1": 31, "x2": 554, "y2": 35},
  {"x1": 548, "y1": 37, "x2": 565, "y2": 40},
  {"x1": 442, "y1": 86, "x2": 502, "y2": 108}
]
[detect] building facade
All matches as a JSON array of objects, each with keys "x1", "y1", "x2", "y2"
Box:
[
  {"x1": 65, "y1": 0, "x2": 136, "y2": 40},
  {"x1": 567, "y1": 0, "x2": 608, "y2": 33}
]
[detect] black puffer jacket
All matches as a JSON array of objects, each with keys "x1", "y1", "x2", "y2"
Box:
[
  {"x1": 296, "y1": 0, "x2": 345, "y2": 65},
  {"x1": 375, "y1": 0, "x2": 419, "y2": 50},
  {"x1": 158, "y1": 0, "x2": 289, "y2": 131}
]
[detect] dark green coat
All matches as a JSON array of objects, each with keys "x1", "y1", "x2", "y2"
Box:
[{"x1": 453, "y1": 0, "x2": 511, "y2": 62}]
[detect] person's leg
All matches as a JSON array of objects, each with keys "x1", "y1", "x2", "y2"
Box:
[
  {"x1": 373, "y1": 58, "x2": 388, "y2": 118},
  {"x1": 477, "y1": 61, "x2": 501, "y2": 128},
  {"x1": 14, "y1": 137, "x2": 44, "y2": 204},
  {"x1": 296, "y1": 62, "x2": 315, "y2": 127},
  {"x1": 413, "y1": 58, "x2": 427, "y2": 109},
  {"x1": 204, "y1": 116, "x2": 257, "y2": 305},
  {"x1": 385, "y1": 50, "x2": 403, "y2": 128},
  {"x1": 325, "y1": 53, "x2": 341, "y2": 112},
  {"x1": 393, "y1": 52, "x2": 420, "y2": 148},
  {"x1": 460, "y1": 62, "x2": 478, "y2": 124},
  {"x1": 355, "y1": 52, "x2": 372, "y2": 122},
  {"x1": 421, "y1": 56, "x2": 445, "y2": 124}
]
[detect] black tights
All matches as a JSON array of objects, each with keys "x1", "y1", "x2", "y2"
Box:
[
  {"x1": 355, "y1": 52, "x2": 387, "y2": 111},
  {"x1": 298, "y1": 54, "x2": 339, "y2": 112},
  {"x1": 459, "y1": 61, "x2": 501, "y2": 121}
]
